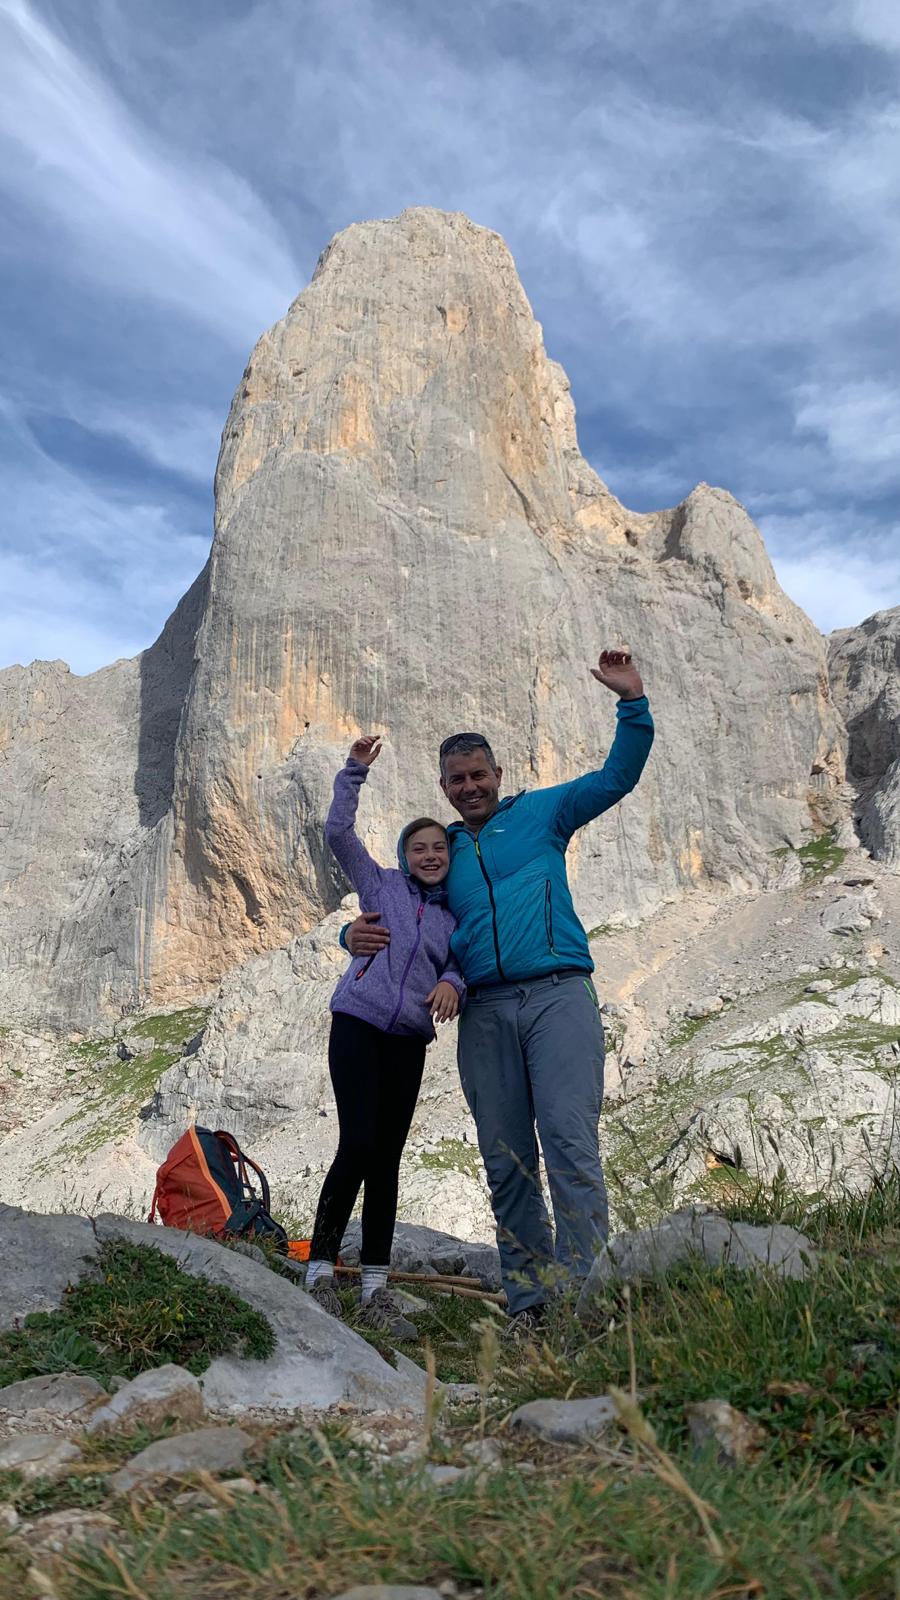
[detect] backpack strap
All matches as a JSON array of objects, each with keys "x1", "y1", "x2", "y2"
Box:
[
  {"x1": 239, "y1": 1153, "x2": 272, "y2": 1214},
  {"x1": 213, "y1": 1131, "x2": 266, "y2": 1207}
]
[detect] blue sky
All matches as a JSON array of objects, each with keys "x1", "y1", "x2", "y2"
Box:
[{"x1": 1, "y1": 0, "x2": 898, "y2": 674}]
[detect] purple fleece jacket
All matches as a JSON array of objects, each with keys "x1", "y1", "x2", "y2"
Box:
[{"x1": 325, "y1": 759, "x2": 464, "y2": 1041}]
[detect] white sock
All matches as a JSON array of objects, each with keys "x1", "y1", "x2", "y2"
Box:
[
  {"x1": 360, "y1": 1265, "x2": 389, "y2": 1302},
  {"x1": 306, "y1": 1259, "x2": 334, "y2": 1289}
]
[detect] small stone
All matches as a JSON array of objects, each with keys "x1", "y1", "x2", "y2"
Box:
[
  {"x1": 443, "y1": 1382, "x2": 480, "y2": 1404},
  {"x1": 0, "y1": 1505, "x2": 19, "y2": 1533},
  {"x1": 686, "y1": 1399, "x2": 766, "y2": 1465},
  {"x1": 462, "y1": 1437, "x2": 503, "y2": 1467},
  {"x1": 850, "y1": 1342, "x2": 881, "y2": 1367},
  {"x1": 0, "y1": 1372, "x2": 105, "y2": 1422},
  {"x1": 109, "y1": 1425, "x2": 253, "y2": 1494},
  {"x1": 423, "y1": 1463, "x2": 468, "y2": 1488},
  {"x1": 804, "y1": 979, "x2": 835, "y2": 994},
  {"x1": 331, "y1": 1589, "x2": 445, "y2": 1600},
  {"x1": 86, "y1": 1363, "x2": 205, "y2": 1437},
  {"x1": 0, "y1": 1434, "x2": 82, "y2": 1483},
  {"x1": 508, "y1": 1396, "x2": 616, "y2": 1444},
  {"x1": 18, "y1": 1509, "x2": 118, "y2": 1556},
  {"x1": 685, "y1": 996, "x2": 724, "y2": 1021},
  {"x1": 774, "y1": 918, "x2": 793, "y2": 927}
]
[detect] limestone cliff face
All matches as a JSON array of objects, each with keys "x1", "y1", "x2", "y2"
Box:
[
  {"x1": 0, "y1": 208, "x2": 844, "y2": 1027},
  {"x1": 829, "y1": 607, "x2": 900, "y2": 865}
]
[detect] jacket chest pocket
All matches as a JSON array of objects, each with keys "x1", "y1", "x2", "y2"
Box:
[{"x1": 477, "y1": 826, "x2": 519, "y2": 880}]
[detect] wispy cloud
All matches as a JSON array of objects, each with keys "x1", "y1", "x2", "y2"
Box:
[
  {"x1": 0, "y1": 0, "x2": 897, "y2": 670},
  {"x1": 0, "y1": 0, "x2": 300, "y2": 342}
]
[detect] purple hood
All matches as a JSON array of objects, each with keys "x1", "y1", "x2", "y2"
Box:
[{"x1": 325, "y1": 760, "x2": 464, "y2": 1040}]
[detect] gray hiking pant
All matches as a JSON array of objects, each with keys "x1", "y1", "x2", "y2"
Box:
[{"x1": 457, "y1": 970, "x2": 607, "y2": 1314}]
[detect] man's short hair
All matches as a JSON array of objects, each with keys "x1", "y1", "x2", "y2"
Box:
[{"x1": 439, "y1": 731, "x2": 498, "y2": 779}]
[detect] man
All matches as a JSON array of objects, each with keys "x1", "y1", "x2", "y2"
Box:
[{"x1": 342, "y1": 649, "x2": 653, "y2": 1333}]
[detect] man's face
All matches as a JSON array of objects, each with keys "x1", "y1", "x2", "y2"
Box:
[{"x1": 440, "y1": 751, "x2": 503, "y2": 826}]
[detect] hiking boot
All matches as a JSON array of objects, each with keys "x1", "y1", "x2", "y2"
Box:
[
  {"x1": 307, "y1": 1276, "x2": 344, "y2": 1319},
  {"x1": 357, "y1": 1287, "x2": 419, "y2": 1342},
  {"x1": 502, "y1": 1305, "x2": 547, "y2": 1343}
]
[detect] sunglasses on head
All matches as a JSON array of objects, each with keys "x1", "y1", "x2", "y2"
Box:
[{"x1": 439, "y1": 732, "x2": 493, "y2": 758}]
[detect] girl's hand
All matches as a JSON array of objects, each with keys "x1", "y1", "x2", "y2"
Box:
[
  {"x1": 349, "y1": 735, "x2": 382, "y2": 766},
  {"x1": 426, "y1": 981, "x2": 459, "y2": 1025}
]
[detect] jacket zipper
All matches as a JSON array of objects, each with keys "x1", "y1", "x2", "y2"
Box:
[
  {"x1": 544, "y1": 880, "x2": 557, "y2": 954},
  {"x1": 474, "y1": 836, "x2": 507, "y2": 982},
  {"x1": 354, "y1": 953, "x2": 377, "y2": 981},
  {"x1": 386, "y1": 902, "x2": 425, "y2": 1032}
]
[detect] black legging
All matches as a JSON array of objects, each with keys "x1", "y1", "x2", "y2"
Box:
[{"x1": 309, "y1": 1011, "x2": 426, "y2": 1265}]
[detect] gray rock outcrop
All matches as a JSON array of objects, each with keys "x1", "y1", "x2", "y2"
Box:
[
  {"x1": 829, "y1": 607, "x2": 900, "y2": 866},
  {"x1": 108, "y1": 1425, "x2": 252, "y2": 1495},
  {"x1": 0, "y1": 207, "x2": 844, "y2": 1030},
  {"x1": 0, "y1": 1205, "x2": 425, "y2": 1417},
  {"x1": 576, "y1": 1210, "x2": 815, "y2": 1317}
]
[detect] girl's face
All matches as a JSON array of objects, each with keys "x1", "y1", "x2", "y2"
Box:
[{"x1": 405, "y1": 825, "x2": 450, "y2": 885}]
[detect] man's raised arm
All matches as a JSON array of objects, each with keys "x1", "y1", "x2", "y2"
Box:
[{"x1": 544, "y1": 649, "x2": 654, "y2": 840}]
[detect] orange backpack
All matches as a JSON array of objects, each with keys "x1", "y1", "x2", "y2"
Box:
[{"x1": 149, "y1": 1126, "x2": 288, "y2": 1251}]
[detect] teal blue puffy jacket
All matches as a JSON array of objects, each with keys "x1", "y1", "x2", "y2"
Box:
[{"x1": 445, "y1": 695, "x2": 654, "y2": 985}]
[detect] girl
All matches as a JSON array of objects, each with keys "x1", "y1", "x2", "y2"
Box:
[{"x1": 305, "y1": 734, "x2": 464, "y2": 1341}]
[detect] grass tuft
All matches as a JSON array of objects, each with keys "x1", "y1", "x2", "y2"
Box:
[{"x1": 0, "y1": 1238, "x2": 274, "y2": 1388}]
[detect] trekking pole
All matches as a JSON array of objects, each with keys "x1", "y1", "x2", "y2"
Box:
[
  {"x1": 333, "y1": 1266, "x2": 486, "y2": 1290},
  {"x1": 331, "y1": 1264, "x2": 506, "y2": 1305}
]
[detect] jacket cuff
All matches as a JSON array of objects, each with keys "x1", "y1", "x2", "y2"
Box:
[
  {"x1": 440, "y1": 970, "x2": 467, "y2": 1003},
  {"x1": 338, "y1": 922, "x2": 351, "y2": 951},
  {"x1": 616, "y1": 693, "x2": 649, "y2": 712}
]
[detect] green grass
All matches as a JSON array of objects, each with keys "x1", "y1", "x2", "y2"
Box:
[
  {"x1": 775, "y1": 830, "x2": 848, "y2": 881},
  {"x1": 418, "y1": 1138, "x2": 484, "y2": 1183},
  {"x1": 1, "y1": 1183, "x2": 897, "y2": 1600},
  {"x1": 55, "y1": 1006, "x2": 210, "y2": 1158},
  {"x1": 0, "y1": 1238, "x2": 274, "y2": 1388},
  {"x1": 666, "y1": 1010, "x2": 721, "y2": 1050}
]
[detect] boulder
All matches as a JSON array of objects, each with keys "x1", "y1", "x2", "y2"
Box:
[
  {"x1": 0, "y1": 1372, "x2": 105, "y2": 1422},
  {"x1": 0, "y1": 1205, "x2": 427, "y2": 1417},
  {"x1": 508, "y1": 1395, "x2": 617, "y2": 1443},
  {"x1": 0, "y1": 1433, "x2": 82, "y2": 1482},
  {"x1": 85, "y1": 1364, "x2": 205, "y2": 1436},
  {"x1": 576, "y1": 1211, "x2": 815, "y2": 1316},
  {"x1": 820, "y1": 893, "x2": 880, "y2": 935},
  {"x1": 109, "y1": 1425, "x2": 253, "y2": 1494},
  {"x1": 339, "y1": 1222, "x2": 501, "y2": 1289},
  {"x1": 0, "y1": 1205, "x2": 99, "y2": 1331}
]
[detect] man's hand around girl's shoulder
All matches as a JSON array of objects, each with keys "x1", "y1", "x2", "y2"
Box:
[
  {"x1": 427, "y1": 981, "x2": 459, "y2": 1025},
  {"x1": 349, "y1": 735, "x2": 383, "y2": 766}
]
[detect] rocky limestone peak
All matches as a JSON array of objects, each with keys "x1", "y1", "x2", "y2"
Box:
[
  {"x1": 829, "y1": 605, "x2": 900, "y2": 864},
  {"x1": 0, "y1": 207, "x2": 846, "y2": 1027}
]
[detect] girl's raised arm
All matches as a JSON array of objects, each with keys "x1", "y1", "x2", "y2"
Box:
[{"x1": 324, "y1": 737, "x2": 386, "y2": 900}]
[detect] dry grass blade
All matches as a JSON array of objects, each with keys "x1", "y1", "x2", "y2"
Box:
[
  {"x1": 422, "y1": 1339, "x2": 443, "y2": 1455},
  {"x1": 610, "y1": 1386, "x2": 725, "y2": 1559}
]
